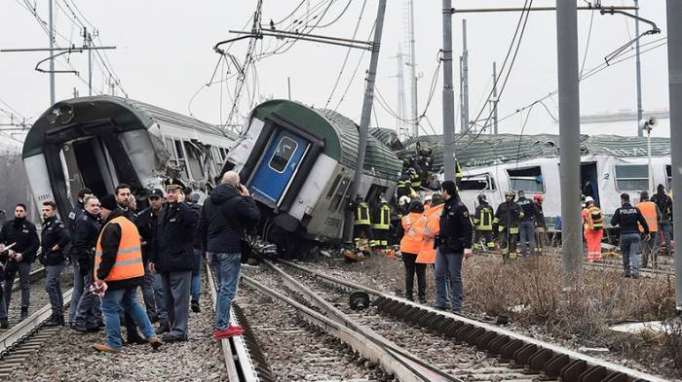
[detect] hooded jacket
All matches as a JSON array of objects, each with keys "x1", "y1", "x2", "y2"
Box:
[{"x1": 198, "y1": 183, "x2": 260, "y2": 254}]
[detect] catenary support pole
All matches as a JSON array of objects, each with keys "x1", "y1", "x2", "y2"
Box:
[
  {"x1": 48, "y1": 0, "x2": 55, "y2": 105},
  {"x1": 343, "y1": 0, "x2": 387, "y2": 243},
  {"x1": 492, "y1": 61, "x2": 499, "y2": 135},
  {"x1": 635, "y1": 0, "x2": 643, "y2": 137},
  {"x1": 408, "y1": 0, "x2": 419, "y2": 138},
  {"x1": 442, "y1": 0, "x2": 457, "y2": 181},
  {"x1": 461, "y1": 19, "x2": 469, "y2": 133},
  {"x1": 556, "y1": 0, "x2": 582, "y2": 286},
  {"x1": 666, "y1": 0, "x2": 682, "y2": 312}
]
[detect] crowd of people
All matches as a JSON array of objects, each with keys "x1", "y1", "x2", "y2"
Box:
[{"x1": 0, "y1": 170, "x2": 258, "y2": 353}]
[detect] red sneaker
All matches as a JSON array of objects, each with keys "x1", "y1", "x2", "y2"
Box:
[{"x1": 213, "y1": 325, "x2": 244, "y2": 340}]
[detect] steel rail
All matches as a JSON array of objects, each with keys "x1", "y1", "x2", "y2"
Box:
[
  {"x1": 262, "y1": 260, "x2": 458, "y2": 382},
  {"x1": 205, "y1": 262, "x2": 260, "y2": 382},
  {"x1": 279, "y1": 260, "x2": 670, "y2": 382},
  {"x1": 241, "y1": 273, "x2": 462, "y2": 382}
]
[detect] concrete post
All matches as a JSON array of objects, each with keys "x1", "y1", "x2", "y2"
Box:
[{"x1": 442, "y1": 0, "x2": 457, "y2": 181}]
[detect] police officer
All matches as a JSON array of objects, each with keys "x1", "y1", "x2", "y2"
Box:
[
  {"x1": 434, "y1": 180, "x2": 472, "y2": 313},
  {"x1": 186, "y1": 192, "x2": 203, "y2": 313},
  {"x1": 67, "y1": 188, "x2": 93, "y2": 233},
  {"x1": 66, "y1": 188, "x2": 93, "y2": 327},
  {"x1": 39, "y1": 201, "x2": 70, "y2": 326},
  {"x1": 612, "y1": 193, "x2": 650, "y2": 278},
  {"x1": 516, "y1": 190, "x2": 537, "y2": 257},
  {"x1": 71, "y1": 196, "x2": 103, "y2": 331},
  {"x1": 0, "y1": 203, "x2": 39, "y2": 320},
  {"x1": 473, "y1": 194, "x2": 495, "y2": 252},
  {"x1": 135, "y1": 189, "x2": 164, "y2": 323},
  {"x1": 493, "y1": 192, "x2": 524, "y2": 262},
  {"x1": 150, "y1": 178, "x2": 198, "y2": 342}
]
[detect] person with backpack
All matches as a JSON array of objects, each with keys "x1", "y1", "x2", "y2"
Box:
[{"x1": 583, "y1": 197, "x2": 604, "y2": 262}]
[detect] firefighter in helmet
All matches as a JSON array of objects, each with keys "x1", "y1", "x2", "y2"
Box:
[
  {"x1": 473, "y1": 194, "x2": 496, "y2": 252},
  {"x1": 493, "y1": 191, "x2": 524, "y2": 262}
]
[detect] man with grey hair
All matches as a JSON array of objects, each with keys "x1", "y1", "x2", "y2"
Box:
[{"x1": 198, "y1": 171, "x2": 260, "y2": 340}]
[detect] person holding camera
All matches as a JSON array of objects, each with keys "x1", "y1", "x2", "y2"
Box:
[
  {"x1": 0, "y1": 203, "x2": 39, "y2": 321},
  {"x1": 199, "y1": 171, "x2": 260, "y2": 340}
]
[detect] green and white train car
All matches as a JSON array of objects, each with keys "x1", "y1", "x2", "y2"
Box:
[{"x1": 227, "y1": 100, "x2": 402, "y2": 244}]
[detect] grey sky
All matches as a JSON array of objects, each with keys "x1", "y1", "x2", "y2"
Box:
[{"x1": 0, "y1": 1, "x2": 672, "y2": 145}]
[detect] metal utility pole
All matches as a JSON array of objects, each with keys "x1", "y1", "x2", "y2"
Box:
[
  {"x1": 492, "y1": 61, "x2": 499, "y2": 134},
  {"x1": 408, "y1": 0, "x2": 419, "y2": 137},
  {"x1": 461, "y1": 19, "x2": 470, "y2": 133},
  {"x1": 343, "y1": 0, "x2": 387, "y2": 242},
  {"x1": 635, "y1": 0, "x2": 643, "y2": 136},
  {"x1": 48, "y1": 0, "x2": 55, "y2": 105},
  {"x1": 395, "y1": 48, "x2": 408, "y2": 139},
  {"x1": 83, "y1": 28, "x2": 94, "y2": 96},
  {"x1": 442, "y1": 0, "x2": 457, "y2": 181},
  {"x1": 666, "y1": 0, "x2": 682, "y2": 312},
  {"x1": 556, "y1": 1, "x2": 583, "y2": 286}
]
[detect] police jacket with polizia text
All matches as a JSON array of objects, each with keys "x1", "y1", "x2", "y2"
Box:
[
  {"x1": 611, "y1": 203, "x2": 649, "y2": 235},
  {"x1": 438, "y1": 197, "x2": 473, "y2": 253},
  {"x1": 153, "y1": 202, "x2": 198, "y2": 273},
  {"x1": 0, "y1": 218, "x2": 39, "y2": 263},
  {"x1": 40, "y1": 216, "x2": 70, "y2": 266}
]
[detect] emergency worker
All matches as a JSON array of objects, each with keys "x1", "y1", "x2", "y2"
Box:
[
  {"x1": 67, "y1": 188, "x2": 93, "y2": 233},
  {"x1": 533, "y1": 194, "x2": 546, "y2": 254},
  {"x1": 636, "y1": 191, "x2": 661, "y2": 268},
  {"x1": 583, "y1": 197, "x2": 604, "y2": 262},
  {"x1": 400, "y1": 201, "x2": 426, "y2": 302},
  {"x1": 612, "y1": 193, "x2": 649, "y2": 278},
  {"x1": 651, "y1": 184, "x2": 673, "y2": 254},
  {"x1": 371, "y1": 198, "x2": 391, "y2": 250},
  {"x1": 135, "y1": 189, "x2": 164, "y2": 323},
  {"x1": 472, "y1": 194, "x2": 495, "y2": 252},
  {"x1": 0, "y1": 203, "x2": 39, "y2": 320},
  {"x1": 72, "y1": 196, "x2": 103, "y2": 332},
  {"x1": 39, "y1": 201, "x2": 70, "y2": 326},
  {"x1": 493, "y1": 192, "x2": 523, "y2": 262},
  {"x1": 516, "y1": 190, "x2": 537, "y2": 256},
  {"x1": 67, "y1": 188, "x2": 94, "y2": 326},
  {"x1": 150, "y1": 179, "x2": 198, "y2": 342},
  {"x1": 416, "y1": 193, "x2": 445, "y2": 303},
  {"x1": 187, "y1": 193, "x2": 203, "y2": 313},
  {"x1": 92, "y1": 194, "x2": 161, "y2": 353},
  {"x1": 352, "y1": 196, "x2": 372, "y2": 253}
]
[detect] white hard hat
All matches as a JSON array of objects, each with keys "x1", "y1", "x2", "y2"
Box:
[
  {"x1": 398, "y1": 196, "x2": 411, "y2": 206},
  {"x1": 585, "y1": 196, "x2": 594, "y2": 203},
  {"x1": 424, "y1": 194, "x2": 433, "y2": 203}
]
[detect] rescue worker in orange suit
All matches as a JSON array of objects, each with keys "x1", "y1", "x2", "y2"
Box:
[
  {"x1": 636, "y1": 191, "x2": 661, "y2": 268},
  {"x1": 582, "y1": 197, "x2": 604, "y2": 262},
  {"x1": 533, "y1": 193, "x2": 546, "y2": 255},
  {"x1": 399, "y1": 201, "x2": 426, "y2": 302},
  {"x1": 92, "y1": 194, "x2": 161, "y2": 353},
  {"x1": 493, "y1": 192, "x2": 523, "y2": 262},
  {"x1": 416, "y1": 193, "x2": 445, "y2": 304},
  {"x1": 472, "y1": 194, "x2": 495, "y2": 252}
]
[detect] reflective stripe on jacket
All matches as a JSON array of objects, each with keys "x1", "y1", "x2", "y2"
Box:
[
  {"x1": 372, "y1": 204, "x2": 391, "y2": 230},
  {"x1": 400, "y1": 212, "x2": 424, "y2": 255},
  {"x1": 355, "y1": 202, "x2": 371, "y2": 226},
  {"x1": 94, "y1": 216, "x2": 144, "y2": 282}
]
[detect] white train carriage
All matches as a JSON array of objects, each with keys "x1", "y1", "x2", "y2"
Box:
[
  {"x1": 22, "y1": 96, "x2": 236, "y2": 217},
  {"x1": 227, "y1": 100, "x2": 402, "y2": 244}
]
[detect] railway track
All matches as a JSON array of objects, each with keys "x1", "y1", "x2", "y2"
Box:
[{"x1": 267, "y1": 260, "x2": 669, "y2": 382}]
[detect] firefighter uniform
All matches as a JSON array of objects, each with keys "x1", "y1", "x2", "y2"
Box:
[
  {"x1": 493, "y1": 199, "x2": 524, "y2": 261},
  {"x1": 473, "y1": 202, "x2": 495, "y2": 251},
  {"x1": 353, "y1": 201, "x2": 372, "y2": 252},
  {"x1": 371, "y1": 202, "x2": 391, "y2": 249}
]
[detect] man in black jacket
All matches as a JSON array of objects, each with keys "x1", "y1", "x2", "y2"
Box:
[
  {"x1": 611, "y1": 193, "x2": 650, "y2": 278},
  {"x1": 187, "y1": 193, "x2": 203, "y2": 313},
  {"x1": 135, "y1": 189, "x2": 164, "y2": 323},
  {"x1": 199, "y1": 171, "x2": 260, "y2": 340},
  {"x1": 435, "y1": 181, "x2": 472, "y2": 313},
  {"x1": 39, "y1": 201, "x2": 70, "y2": 326},
  {"x1": 71, "y1": 196, "x2": 103, "y2": 331},
  {"x1": 0, "y1": 203, "x2": 39, "y2": 320},
  {"x1": 150, "y1": 179, "x2": 198, "y2": 342},
  {"x1": 516, "y1": 190, "x2": 537, "y2": 257},
  {"x1": 66, "y1": 188, "x2": 93, "y2": 326}
]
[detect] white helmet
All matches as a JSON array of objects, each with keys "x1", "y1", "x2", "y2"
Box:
[
  {"x1": 585, "y1": 196, "x2": 594, "y2": 203},
  {"x1": 398, "y1": 195, "x2": 411, "y2": 207}
]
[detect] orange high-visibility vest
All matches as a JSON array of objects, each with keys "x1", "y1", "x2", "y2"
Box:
[
  {"x1": 400, "y1": 212, "x2": 424, "y2": 255},
  {"x1": 636, "y1": 201, "x2": 658, "y2": 232},
  {"x1": 417, "y1": 204, "x2": 444, "y2": 264},
  {"x1": 94, "y1": 216, "x2": 144, "y2": 282}
]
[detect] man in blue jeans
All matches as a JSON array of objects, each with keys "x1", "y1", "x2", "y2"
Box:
[
  {"x1": 199, "y1": 171, "x2": 260, "y2": 340},
  {"x1": 434, "y1": 181, "x2": 473, "y2": 313},
  {"x1": 611, "y1": 193, "x2": 649, "y2": 278},
  {"x1": 92, "y1": 194, "x2": 161, "y2": 353}
]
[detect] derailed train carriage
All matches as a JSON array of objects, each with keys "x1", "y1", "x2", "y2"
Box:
[
  {"x1": 226, "y1": 100, "x2": 402, "y2": 254},
  {"x1": 22, "y1": 96, "x2": 236, "y2": 217}
]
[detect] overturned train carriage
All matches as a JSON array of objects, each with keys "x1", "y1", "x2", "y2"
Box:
[
  {"x1": 22, "y1": 96, "x2": 236, "y2": 217},
  {"x1": 227, "y1": 100, "x2": 402, "y2": 247}
]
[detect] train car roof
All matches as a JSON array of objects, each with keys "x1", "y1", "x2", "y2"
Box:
[
  {"x1": 401, "y1": 133, "x2": 672, "y2": 169},
  {"x1": 251, "y1": 100, "x2": 402, "y2": 180},
  {"x1": 23, "y1": 96, "x2": 236, "y2": 158}
]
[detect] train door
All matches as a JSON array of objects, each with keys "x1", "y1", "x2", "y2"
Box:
[
  {"x1": 249, "y1": 129, "x2": 310, "y2": 206},
  {"x1": 580, "y1": 162, "x2": 600, "y2": 205}
]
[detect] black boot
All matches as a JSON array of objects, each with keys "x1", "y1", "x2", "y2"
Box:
[
  {"x1": 0, "y1": 319, "x2": 9, "y2": 329},
  {"x1": 44, "y1": 316, "x2": 61, "y2": 327},
  {"x1": 156, "y1": 321, "x2": 170, "y2": 335},
  {"x1": 20, "y1": 307, "x2": 28, "y2": 320},
  {"x1": 191, "y1": 301, "x2": 201, "y2": 313}
]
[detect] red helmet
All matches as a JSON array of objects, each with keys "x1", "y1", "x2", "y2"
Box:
[{"x1": 533, "y1": 193, "x2": 544, "y2": 202}]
